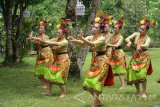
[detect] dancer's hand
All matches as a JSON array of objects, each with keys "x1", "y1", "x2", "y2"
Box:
[
  {"x1": 27, "y1": 31, "x2": 35, "y2": 41},
  {"x1": 53, "y1": 46, "x2": 58, "y2": 50},
  {"x1": 29, "y1": 31, "x2": 34, "y2": 38},
  {"x1": 136, "y1": 44, "x2": 142, "y2": 53},
  {"x1": 27, "y1": 37, "x2": 32, "y2": 41},
  {"x1": 67, "y1": 36, "x2": 75, "y2": 41},
  {"x1": 126, "y1": 42, "x2": 132, "y2": 49},
  {"x1": 35, "y1": 37, "x2": 40, "y2": 41},
  {"x1": 79, "y1": 31, "x2": 84, "y2": 41},
  {"x1": 35, "y1": 38, "x2": 44, "y2": 44}
]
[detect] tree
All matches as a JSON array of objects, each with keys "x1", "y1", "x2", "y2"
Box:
[
  {"x1": 0, "y1": 0, "x2": 45, "y2": 65},
  {"x1": 65, "y1": 0, "x2": 100, "y2": 78},
  {"x1": 0, "y1": 0, "x2": 14, "y2": 64}
]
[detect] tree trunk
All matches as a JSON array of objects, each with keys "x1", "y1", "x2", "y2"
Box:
[
  {"x1": 66, "y1": 0, "x2": 80, "y2": 78},
  {"x1": 15, "y1": 3, "x2": 24, "y2": 63},
  {"x1": 84, "y1": 0, "x2": 100, "y2": 36},
  {"x1": 66, "y1": 0, "x2": 100, "y2": 78},
  {"x1": 0, "y1": 0, "x2": 26, "y2": 65},
  {"x1": 80, "y1": 0, "x2": 100, "y2": 68},
  {"x1": 3, "y1": 0, "x2": 16, "y2": 65}
]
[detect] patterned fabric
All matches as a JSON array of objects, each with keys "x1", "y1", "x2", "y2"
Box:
[
  {"x1": 35, "y1": 46, "x2": 53, "y2": 77},
  {"x1": 103, "y1": 32, "x2": 112, "y2": 45},
  {"x1": 131, "y1": 53, "x2": 150, "y2": 71},
  {"x1": 125, "y1": 32, "x2": 150, "y2": 48},
  {"x1": 103, "y1": 32, "x2": 112, "y2": 58},
  {"x1": 44, "y1": 55, "x2": 70, "y2": 85},
  {"x1": 44, "y1": 38, "x2": 70, "y2": 85},
  {"x1": 126, "y1": 32, "x2": 153, "y2": 85},
  {"x1": 51, "y1": 38, "x2": 68, "y2": 53},
  {"x1": 83, "y1": 35, "x2": 107, "y2": 52},
  {"x1": 109, "y1": 34, "x2": 126, "y2": 75},
  {"x1": 127, "y1": 52, "x2": 153, "y2": 85},
  {"x1": 82, "y1": 35, "x2": 114, "y2": 93},
  {"x1": 109, "y1": 50, "x2": 126, "y2": 75},
  {"x1": 83, "y1": 55, "x2": 110, "y2": 93}
]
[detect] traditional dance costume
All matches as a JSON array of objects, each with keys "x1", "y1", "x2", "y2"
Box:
[
  {"x1": 79, "y1": 35, "x2": 113, "y2": 93},
  {"x1": 35, "y1": 36, "x2": 53, "y2": 77},
  {"x1": 44, "y1": 38, "x2": 70, "y2": 85},
  {"x1": 109, "y1": 34, "x2": 126, "y2": 75},
  {"x1": 103, "y1": 32, "x2": 112, "y2": 58},
  {"x1": 126, "y1": 32, "x2": 153, "y2": 85}
]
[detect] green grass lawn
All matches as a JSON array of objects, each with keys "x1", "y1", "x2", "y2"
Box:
[{"x1": 0, "y1": 48, "x2": 160, "y2": 107}]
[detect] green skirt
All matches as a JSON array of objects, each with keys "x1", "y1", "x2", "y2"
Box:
[
  {"x1": 127, "y1": 52, "x2": 153, "y2": 85},
  {"x1": 83, "y1": 55, "x2": 109, "y2": 93},
  {"x1": 109, "y1": 49, "x2": 126, "y2": 75},
  {"x1": 35, "y1": 47, "x2": 53, "y2": 77},
  {"x1": 44, "y1": 58, "x2": 70, "y2": 85}
]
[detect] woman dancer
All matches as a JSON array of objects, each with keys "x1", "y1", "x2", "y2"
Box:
[
  {"x1": 107, "y1": 20, "x2": 126, "y2": 90},
  {"x1": 36, "y1": 18, "x2": 71, "y2": 97},
  {"x1": 125, "y1": 19, "x2": 153, "y2": 98},
  {"x1": 68, "y1": 16, "x2": 113, "y2": 107},
  {"x1": 27, "y1": 21, "x2": 53, "y2": 88}
]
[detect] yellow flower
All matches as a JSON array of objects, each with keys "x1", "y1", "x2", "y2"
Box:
[
  {"x1": 39, "y1": 21, "x2": 43, "y2": 26},
  {"x1": 47, "y1": 19, "x2": 51, "y2": 23},
  {"x1": 109, "y1": 20, "x2": 112, "y2": 25},
  {"x1": 151, "y1": 19, "x2": 155, "y2": 23},
  {"x1": 108, "y1": 15, "x2": 113, "y2": 19},
  {"x1": 123, "y1": 23, "x2": 126, "y2": 26},
  {"x1": 114, "y1": 21, "x2": 118, "y2": 25},
  {"x1": 94, "y1": 17, "x2": 100, "y2": 23},
  {"x1": 140, "y1": 20, "x2": 145, "y2": 25},
  {"x1": 56, "y1": 24, "x2": 61, "y2": 29}
]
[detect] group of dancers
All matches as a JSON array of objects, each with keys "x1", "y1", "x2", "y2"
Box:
[{"x1": 27, "y1": 13, "x2": 160, "y2": 107}]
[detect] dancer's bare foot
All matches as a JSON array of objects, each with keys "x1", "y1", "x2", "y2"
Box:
[
  {"x1": 37, "y1": 85, "x2": 43, "y2": 88},
  {"x1": 37, "y1": 85, "x2": 47, "y2": 89},
  {"x1": 59, "y1": 94, "x2": 66, "y2": 98},
  {"x1": 141, "y1": 92, "x2": 147, "y2": 98},
  {"x1": 41, "y1": 92, "x2": 52, "y2": 96},
  {"x1": 119, "y1": 86, "x2": 125, "y2": 90},
  {"x1": 41, "y1": 85, "x2": 48, "y2": 89}
]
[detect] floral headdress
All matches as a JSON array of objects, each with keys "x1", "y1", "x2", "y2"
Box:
[
  {"x1": 113, "y1": 15, "x2": 126, "y2": 27},
  {"x1": 94, "y1": 11, "x2": 126, "y2": 28},
  {"x1": 94, "y1": 11, "x2": 109, "y2": 27},
  {"x1": 56, "y1": 18, "x2": 73, "y2": 33},
  {"x1": 38, "y1": 19, "x2": 53, "y2": 29},
  {"x1": 140, "y1": 17, "x2": 156, "y2": 27}
]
